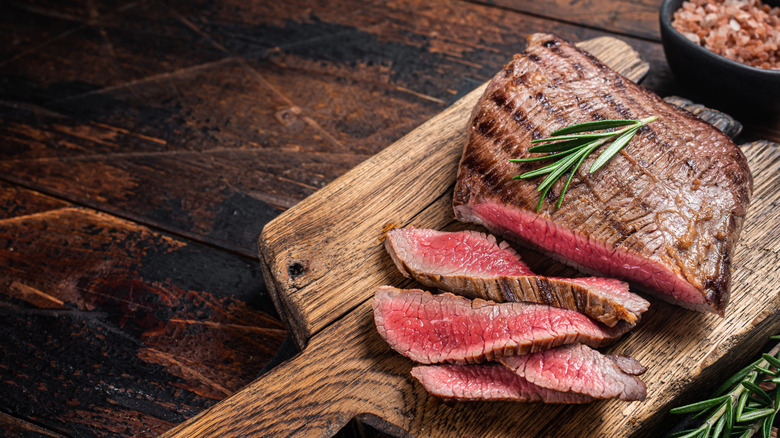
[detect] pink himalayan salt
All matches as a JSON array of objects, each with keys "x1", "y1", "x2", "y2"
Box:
[{"x1": 672, "y1": 0, "x2": 780, "y2": 70}]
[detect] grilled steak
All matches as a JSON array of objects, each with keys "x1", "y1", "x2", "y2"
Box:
[
  {"x1": 500, "y1": 343, "x2": 647, "y2": 401},
  {"x1": 453, "y1": 33, "x2": 752, "y2": 315},
  {"x1": 410, "y1": 363, "x2": 595, "y2": 403},
  {"x1": 411, "y1": 343, "x2": 646, "y2": 402},
  {"x1": 372, "y1": 286, "x2": 632, "y2": 364},
  {"x1": 385, "y1": 227, "x2": 649, "y2": 326}
]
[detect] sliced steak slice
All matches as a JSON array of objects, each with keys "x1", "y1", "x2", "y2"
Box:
[
  {"x1": 372, "y1": 286, "x2": 632, "y2": 364},
  {"x1": 384, "y1": 227, "x2": 649, "y2": 326},
  {"x1": 410, "y1": 363, "x2": 595, "y2": 403},
  {"x1": 453, "y1": 33, "x2": 752, "y2": 315},
  {"x1": 500, "y1": 343, "x2": 647, "y2": 401}
]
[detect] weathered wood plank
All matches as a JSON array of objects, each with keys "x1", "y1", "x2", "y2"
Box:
[
  {"x1": 468, "y1": 0, "x2": 664, "y2": 41},
  {"x1": 0, "y1": 1, "x2": 224, "y2": 103},
  {"x1": 168, "y1": 0, "x2": 677, "y2": 99},
  {"x1": 0, "y1": 411, "x2": 64, "y2": 438},
  {"x1": 0, "y1": 182, "x2": 286, "y2": 437}
]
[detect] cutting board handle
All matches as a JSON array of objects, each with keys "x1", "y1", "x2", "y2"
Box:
[{"x1": 161, "y1": 304, "x2": 415, "y2": 437}]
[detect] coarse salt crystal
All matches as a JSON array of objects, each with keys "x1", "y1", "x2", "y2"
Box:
[
  {"x1": 702, "y1": 12, "x2": 718, "y2": 27},
  {"x1": 672, "y1": 0, "x2": 780, "y2": 69}
]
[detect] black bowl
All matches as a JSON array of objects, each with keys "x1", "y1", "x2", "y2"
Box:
[{"x1": 659, "y1": 0, "x2": 780, "y2": 113}]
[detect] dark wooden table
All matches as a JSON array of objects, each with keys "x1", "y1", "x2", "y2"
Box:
[{"x1": 1, "y1": 1, "x2": 778, "y2": 437}]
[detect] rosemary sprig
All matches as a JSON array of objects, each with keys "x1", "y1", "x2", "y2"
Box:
[
  {"x1": 509, "y1": 115, "x2": 658, "y2": 212},
  {"x1": 669, "y1": 333, "x2": 780, "y2": 438}
]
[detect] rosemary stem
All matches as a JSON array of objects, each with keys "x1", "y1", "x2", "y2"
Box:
[
  {"x1": 639, "y1": 115, "x2": 659, "y2": 125},
  {"x1": 701, "y1": 394, "x2": 738, "y2": 429},
  {"x1": 699, "y1": 341, "x2": 780, "y2": 430},
  {"x1": 745, "y1": 416, "x2": 765, "y2": 437}
]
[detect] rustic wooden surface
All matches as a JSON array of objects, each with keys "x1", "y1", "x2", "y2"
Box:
[
  {"x1": 1, "y1": 1, "x2": 779, "y2": 437},
  {"x1": 163, "y1": 38, "x2": 780, "y2": 437}
]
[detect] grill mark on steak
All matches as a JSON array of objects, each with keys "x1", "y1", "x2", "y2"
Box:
[
  {"x1": 499, "y1": 278, "x2": 518, "y2": 302},
  {"x1": 453, "y1": 33, "x2": 752, "y2": 314},
  {"x1": 490, "y1": 90, "x2": 510, "y2": 111},
  {"x1": 474, "y1": 112, "x2": 498, "y2": 139},
  {"x1": 538, "y1": 276, "x2": 556, "y2": 306},
  {"x1": 525, "y1": 44, "x2": 658, "y2": 209},
  {"x1": 384, "y1": 228, "x2": 649, "y2": 326},
  {"x1": 560, "y1": 76, "x2": 675, "y2": 235},
  {"x1": 601, "y1": 92, "x2": 635, "y2": 120}
]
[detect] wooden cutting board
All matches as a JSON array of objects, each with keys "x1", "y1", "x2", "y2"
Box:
[{"x1": 163, "y1": 37, "x2": 780, "y2": 437}]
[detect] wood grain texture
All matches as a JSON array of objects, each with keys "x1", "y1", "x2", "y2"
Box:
[
  {"x1": 259, "y1": 37, "x2": 649, "y2": 347},
  {"x1": 0, "y1": 182, "x2": 286, "y2": 437},
  {"x1": 470, "y1": 0, "x2": 664, "y2": 40},
  {"x1": 0, "y1": 411, "x2": 64, "y2": 438}
]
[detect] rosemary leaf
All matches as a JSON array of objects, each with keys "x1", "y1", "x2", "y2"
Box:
[
  {"x1": 737, "y1": 407, "x2": 774, "y2": 422},
  {"x1": 674, "y1": 425, "x2": 708, "y2": 438},
  {"x1": 669, "y1": 333, "x2": 780, "y2": 438},
  {"x1": 515, "y1": 159, "x2": 563, "y2": 179},
  {"x1": 533, "y1": 147, "x2": 589, "y2": 212},
  {"x1": 536, "y1": 179, "x2": 554, "y2": 212},
  {"x1": 711, "y1": 413, "x2": 726, "y2": 438},
  {"x1": 510, "y1": 148, "x2": 579, "y2": 163},
  {"x1": 736, "y1": 390, "x2": 750, "y2": 419},
  {"x1": 669, "y1": 428, "x2": 697, "y2": 438},
  {"x1": 670, "y1": 395, "x2": 730, "y2": 414},
  {"x1": 725, "y1": 396, "x2": 734, "y2": 435},
  {"x1": 741, "y1": 381, "x2": 772, "y2": 404},
  {"x1": 549, "y1": 118, "x2": 638, "y2": 135},
  {"x1": 713, "y1": 358, "x2": 763, "y2": 396},
  {"x1": 530, "y1": 131, "x2": 615, "y2": 143},
  {"x1": 762, "y1": 411, "x2": 775, "y2": 438},
  {"x1": 528, "y1": 137, "x2": 594, "y2": 153},
  {"x1": 736, "y1": 428, "x2": 753, "y2": 438},
  {"x1": 762, "y1": 353, "x2": 780, "y2": 369},
  {"x1": 536, "y1": 147, "x2": 589, "y2": 193},
  {"x1": 557, "y1": 147, "x2": 593, "y2": 209},
  {"x1": 588, "y1": 126, "x2": 639, "y2": 173},
  {"x1": 509, "y1": 116, "x2": 657, "y2": 212}
]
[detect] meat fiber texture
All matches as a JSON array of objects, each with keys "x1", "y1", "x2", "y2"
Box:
[
  {"x1": 372, "y1": 286, "x2": 632, "y2": 364},
  {"x1": 500, "y1": 343, "x2": 646, "y2": 401},
  {"x1": 384, "y1": 227, "x2": 649, "y2": 326},
  {"x1": 453, "y1": 33, "x2": 752, "y2": 315},
  {"x1": 410, "y1": 363, "x2": 595, "y2": 403},
  {"x1": 411, "y1": 343, "x2": 646, "y2": 402}
]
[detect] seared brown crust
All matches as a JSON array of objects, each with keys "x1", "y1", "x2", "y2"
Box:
[{"x1": 453, "y1": 33, "x2": 752, "y2": 315}]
